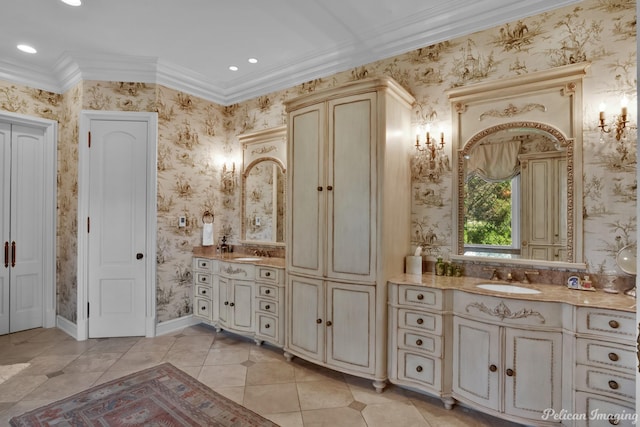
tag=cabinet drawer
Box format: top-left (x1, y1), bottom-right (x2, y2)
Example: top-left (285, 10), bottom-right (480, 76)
top-left (398, 350), bottom-right (441, 390)
top-left (257, 266), bottom-right (280, 283)
top-left (194, 297), bottom-right (211, 320)
top-left (574, 392), bottom-right (636, 427)
top-left (398, 286), bottom-right (442, 310)
top-left (399, 329), bottom-right (441, 357)
top-left (195, 284), bottom-right (212, 299)
top-left (194, 258), bottom-right (213, 271)
top-left (454, 291), bottom-right (561, 327)
top-left (218, 261), bottom-right (254, 279)
top-left (257, 284), bottom-right (278, 300)
top-left (576, 308), bottom-right (635, 340)
top-left (575, 365), bottom-right (635, 401)
top-left (256, 313), bottom-right (278, 340)
top-left (257, 299), bottom-right (278, 314)
top-left (576, 338), bottom-right (636, 374)
top-left (195, 272), bottom-right (212, 285)
top-left (399, 309), bottom-right (441, 335)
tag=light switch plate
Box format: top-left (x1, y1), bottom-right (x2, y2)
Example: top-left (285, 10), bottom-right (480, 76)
top-left (179, 216), bottom-right (186, 227)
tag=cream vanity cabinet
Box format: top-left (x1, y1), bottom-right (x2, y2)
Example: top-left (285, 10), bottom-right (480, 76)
top-left (452, 292), bottom-right (564, 425)
top-left (193, 257), bottom-right (216, 323)
top-left (520, 152), bottom-right (567, 261)
top-left (254, 265), bottom-right (285, 346)
top-left (573, 307), bottom-right (636, 427)
top-left (217, 260), bottom-right (255, 334)
top-left (284, 77), bottom-right (414, 391)
top-left (387, 283), bottom-right (453, 408)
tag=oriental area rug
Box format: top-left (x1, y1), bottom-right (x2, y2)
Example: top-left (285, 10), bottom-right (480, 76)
top-left (10, 362), bottom-right (279, 427)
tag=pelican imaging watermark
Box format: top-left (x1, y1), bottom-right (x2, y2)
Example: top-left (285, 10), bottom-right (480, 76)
top-left (542, 408), bottom-right (637, 424)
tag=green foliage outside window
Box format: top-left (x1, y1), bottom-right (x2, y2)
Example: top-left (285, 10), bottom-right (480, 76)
top-left (464, 175), bottom-right (513, 245)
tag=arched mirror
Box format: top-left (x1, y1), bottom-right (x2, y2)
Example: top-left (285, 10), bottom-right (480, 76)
top-left (448, 64), bottom-right (589, 268)
top-left (239, 126), bottom-right (287, 246)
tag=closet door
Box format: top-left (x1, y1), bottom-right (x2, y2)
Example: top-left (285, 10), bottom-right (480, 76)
top-left (0, 123), bottom-right (10, 335)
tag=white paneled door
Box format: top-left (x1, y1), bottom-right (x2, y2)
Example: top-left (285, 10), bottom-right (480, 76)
top-left (0, 121), bottom-right (48, 335)
top-left (86, 118), bottom-right (149, 338)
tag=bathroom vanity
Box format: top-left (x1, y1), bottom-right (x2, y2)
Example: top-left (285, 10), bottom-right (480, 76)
top-left (388, 275), bottom-right (636, 426)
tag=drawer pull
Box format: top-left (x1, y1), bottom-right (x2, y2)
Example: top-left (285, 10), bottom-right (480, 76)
top-left (608, 352), bottom-right (619, 362)
top-left (265, 272), bottom-right (271, 277)
top-left (417, 294), bottom-right (424, 300)
top-left (416, 365), bottom-right (423, 373)
top-left (201, 306), bottom-right (206, 311)
top-left (265, 304), bottom-right (271, 310)
top-left (326, 321), bottom-right (332, 326)
top-left (506, 368), bottom-right (514, 377)
top-left (489, 364), bottom-right (497, 372)
top-left (265, 289), bottom-right (271, 295)
top-left (608, 380), bottom-right (619, 390)
top-left (265, 324), bottom-right (270, 329)
top-left (608, 320), bottom-right (620, 329)
top-left (200, 276), bottom-right (207, 282)
top-left (415, 339), bottom-right (423, 346)
top-left (609, 415), bottom-right (620, 425)
top-left (317, 319), bottom-right (322, 324)
top-left (416, 318), bottom-right (424, 325)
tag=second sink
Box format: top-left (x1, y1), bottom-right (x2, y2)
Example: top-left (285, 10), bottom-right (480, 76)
top-left (476, 283), bottom-right (541, 294)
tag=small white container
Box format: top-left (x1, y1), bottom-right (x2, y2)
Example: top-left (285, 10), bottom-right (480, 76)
top-left (406, 256), bottom-right (422, 275)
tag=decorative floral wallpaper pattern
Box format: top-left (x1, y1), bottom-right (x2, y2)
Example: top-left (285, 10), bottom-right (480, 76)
top-left (0, 0), bottom-right (635, 325)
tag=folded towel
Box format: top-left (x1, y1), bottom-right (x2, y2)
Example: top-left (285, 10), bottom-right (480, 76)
top-left (202, 223), bottom-right (214, 246)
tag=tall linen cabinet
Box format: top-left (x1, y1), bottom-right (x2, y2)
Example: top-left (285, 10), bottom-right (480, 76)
top-left (284, 78), bottom-right (414, 391)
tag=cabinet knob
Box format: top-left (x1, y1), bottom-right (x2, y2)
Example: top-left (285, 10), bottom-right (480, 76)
top-left (202, 290), bottom-right (207, 294)
top-left (415, 339), bottom-right (423, 346)
top-left (265, 324), bottom-right (270, 329)
top-left (326, 321), bottom-right (332, 326)
top-left (201, 306), bottom-right (206, 311)
top-left (200, 276), bottom-right (207, 282)
top-left (416, 318), bottom-right (424, 325)
top-left (608, 320), bottom-right (620, 329)
top-left (229, 302), bottom-right (235, 307)
top-left (609, 415), bottom-right (621, 425)
top-left (417, 294), bottom-right (424, 300)
top-left (506, 368), bottom-right (514, 377)
top-left (224, 301), bottom-right (229, 305)
top-left (316, 319), bottom-right (322, 324)
top-left (265, 289), bottom-right (271, 294)
top-left (489, 364), bottom-right (497, 372)
top-left (265, 272), bottom-right (271, 277)
top-left (265, 305), bottom-right (271, 310)
top-left (416, 365), bottom-right (423, 373)
top-left (317, 186), bottom-right (323, 191)
top-left (327, 185), bottom-right (333, 191)
top-left (608, 352), bottom-right (619, 362)
top-left (608, 380), bottom-right (619, 390)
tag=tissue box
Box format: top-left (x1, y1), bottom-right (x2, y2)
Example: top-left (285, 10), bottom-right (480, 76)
top-left (406, 256), bottom-right (422, 275)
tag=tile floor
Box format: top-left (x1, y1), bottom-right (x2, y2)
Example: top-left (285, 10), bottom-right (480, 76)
top-left (0, 325), bottom-right (523, 427)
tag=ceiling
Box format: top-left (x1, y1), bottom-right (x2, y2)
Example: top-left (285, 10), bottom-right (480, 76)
top-left (2, 0), bottom-right (581, 105)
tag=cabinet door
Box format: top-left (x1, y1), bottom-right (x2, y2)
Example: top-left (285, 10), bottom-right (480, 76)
top-left (503, 328), bottom-right (562, 420)
top-left (287, 104), bottom-right (325, 277)
top-left (452, 316), bottom-right (501, 411)
top-left (326, 93), bottom-right (376, 282)
top-left (230, 279), bottom-right (254, 332)
top-left (325, 282), bottom-right (375, 374)
top-left (287, 274), bottom-right (324, 362)
top-left (217, 275), bottom-right (231, 326)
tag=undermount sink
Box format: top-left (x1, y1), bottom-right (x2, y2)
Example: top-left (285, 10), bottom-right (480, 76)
top-left (476, 283), bottom-right (541, 295)
top-left (232, 257), bottom-right (263, 262)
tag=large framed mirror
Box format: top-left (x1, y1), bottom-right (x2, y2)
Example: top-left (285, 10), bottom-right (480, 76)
top-left (448, 64), bottom-right (589, 268)
top-left (239, 126), bottom-right (287, 246)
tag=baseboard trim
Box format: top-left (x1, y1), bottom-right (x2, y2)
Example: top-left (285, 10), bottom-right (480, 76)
top-left (155, 315), bottom-right (199, 336)
top-left (56, 315), bottom-right (78, 340)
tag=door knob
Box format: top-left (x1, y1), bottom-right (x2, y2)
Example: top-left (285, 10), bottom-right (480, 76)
top-left (136, 253), bottom-right (144, 260)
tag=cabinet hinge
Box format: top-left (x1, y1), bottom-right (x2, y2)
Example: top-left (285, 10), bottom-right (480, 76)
top-left (87, 302), bottom-right (90, 318)
top-left (87, 217), bottom-right (90, 233)
top-left (88, 131), bottom-right (91, 148)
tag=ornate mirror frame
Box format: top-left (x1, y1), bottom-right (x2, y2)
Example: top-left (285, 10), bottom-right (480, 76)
top-left (447, 63), bottom-right (590, 268)
top-left (239, 126), bottom-right (287, 247)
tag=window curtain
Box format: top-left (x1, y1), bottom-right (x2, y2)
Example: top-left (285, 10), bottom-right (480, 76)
top-left (465, 140), bottom-right (522, 182)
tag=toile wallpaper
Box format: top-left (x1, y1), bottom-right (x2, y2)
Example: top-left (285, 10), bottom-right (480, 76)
top-left (0, 0), bottom-right (636, 325)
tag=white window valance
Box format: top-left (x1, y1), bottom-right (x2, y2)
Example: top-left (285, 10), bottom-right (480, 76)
top-left (466, 140), bottom-right (522, 182)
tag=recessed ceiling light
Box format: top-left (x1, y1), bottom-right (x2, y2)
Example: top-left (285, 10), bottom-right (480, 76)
top-left (61, 0), bottom-right (82, 6)
top-left (229, 66), bottom-right (239, 71)
top-left (17, 44), bottom-right (37, 54)
top-left (248, 58), bottom-right (258, 64)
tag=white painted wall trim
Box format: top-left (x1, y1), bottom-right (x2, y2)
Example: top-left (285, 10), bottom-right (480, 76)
top-left (155, 315), bottom-right (201, 336)
top-left (56, 314), bottom-right (77, 339)
top-left (0, 111), bottom-right (57, 331)
top-left (77, 110), bottom-right (157, 341)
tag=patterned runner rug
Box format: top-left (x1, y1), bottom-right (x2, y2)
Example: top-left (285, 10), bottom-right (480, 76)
top-left (10, 362), bottom-right (279, 426)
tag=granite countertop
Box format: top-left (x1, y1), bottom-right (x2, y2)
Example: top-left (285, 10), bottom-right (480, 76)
top-left (389, 273), bottom-right (637, 312)
top-left (193, 246), bottom-right (286, 268)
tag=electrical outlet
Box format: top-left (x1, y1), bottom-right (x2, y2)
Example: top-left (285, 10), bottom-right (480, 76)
top-left (178, 216), bottom-right (186, 227)
top-left (255, 217), bottom-right (261, 226)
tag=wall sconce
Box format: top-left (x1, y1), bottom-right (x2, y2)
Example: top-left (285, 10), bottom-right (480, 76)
top-left (220, 162), bottom-right (236, 195)
top-left (598, 96), bottom-right (635, 142)
top-left (411, 123), bottom-right (450, 182)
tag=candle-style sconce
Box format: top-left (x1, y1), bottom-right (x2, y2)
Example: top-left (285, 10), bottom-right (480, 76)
top-left (598, 96), bottom-right (635, 142)
top-left (411, 123), bottom-right (450, 182)
top-left (220, 162), bottom-right (237, 195)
